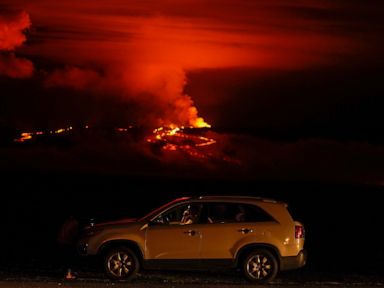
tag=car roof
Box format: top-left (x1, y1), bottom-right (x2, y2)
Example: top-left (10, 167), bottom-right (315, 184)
top-left (192, 195), bottom-right (287, 206)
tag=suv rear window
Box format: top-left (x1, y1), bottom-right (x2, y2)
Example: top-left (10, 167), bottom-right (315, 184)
top-left (205, 202), bottom-right (275, 223)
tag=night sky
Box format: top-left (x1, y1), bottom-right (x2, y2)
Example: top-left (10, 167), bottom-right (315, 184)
top-left (1, 0), bottom-right (384, 276)
top-left (1, 0), bottom-right (384, 184)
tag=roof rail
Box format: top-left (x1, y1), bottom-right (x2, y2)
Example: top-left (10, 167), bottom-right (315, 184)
top-left (195, 195), bottom-right (282, 203)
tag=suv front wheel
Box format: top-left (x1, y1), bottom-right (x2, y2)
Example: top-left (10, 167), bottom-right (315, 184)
top-left (242, 248), bottom-right (278, 283)
top-left (104, 247), bottom-right (139, 281)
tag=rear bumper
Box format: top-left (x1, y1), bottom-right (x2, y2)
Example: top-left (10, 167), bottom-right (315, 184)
top-left (280, 250), bottom-right (307, 271)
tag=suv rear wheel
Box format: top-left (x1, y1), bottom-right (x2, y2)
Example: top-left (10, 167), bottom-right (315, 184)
top-left (103, 247), bottom-right (139, 280)
top-left (242, 248), bottom-right (278, 283)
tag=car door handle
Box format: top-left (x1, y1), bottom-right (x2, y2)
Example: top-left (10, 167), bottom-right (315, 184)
top-left (183, 230), bottom-right (197, 236)
top-left (238, 228), bottom-right (253, 234)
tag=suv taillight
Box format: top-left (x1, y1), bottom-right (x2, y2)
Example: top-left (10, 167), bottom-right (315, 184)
top-left (295, 225), bottom-right (305, 239)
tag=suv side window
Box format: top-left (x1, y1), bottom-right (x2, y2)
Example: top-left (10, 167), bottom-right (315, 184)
top-left (238, 204), bottom-right (275, 222)
top-left (206, 203), bottom-right (236, 223)
top-left (205, 203), bottom-right (275, 223)
top-left (153, 203), bottom-right (202, 225)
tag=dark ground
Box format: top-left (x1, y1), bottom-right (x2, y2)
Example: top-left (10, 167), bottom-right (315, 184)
top-left (1, 169), bottom-right (383, 279)
top-left (0, 128), bottom-right (383, 282)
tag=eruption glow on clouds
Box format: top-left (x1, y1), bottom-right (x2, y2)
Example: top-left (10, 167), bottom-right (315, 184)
top-left (0, 10), bottom-right (33, 78)
top-left (1, 0), bottom-right (378, 126)
top-left (1, 0), bottom-right (384, 185)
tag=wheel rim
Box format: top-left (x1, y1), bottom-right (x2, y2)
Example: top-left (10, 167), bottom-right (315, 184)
top-left (107, 251), bottom-right (134, 278)
top-left (246, 254), bottom-right (273, 280)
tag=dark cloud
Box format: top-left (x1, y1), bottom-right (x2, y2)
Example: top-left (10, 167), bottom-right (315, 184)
top-left (0, 53), bottom-right (33, 78)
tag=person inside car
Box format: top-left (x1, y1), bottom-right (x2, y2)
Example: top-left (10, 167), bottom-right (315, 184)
top-left (235, 205), bottom-right (246, 222)
top-left (181, 205), bottom-right (199, 225)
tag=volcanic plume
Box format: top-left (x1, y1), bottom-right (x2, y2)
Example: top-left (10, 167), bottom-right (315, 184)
top-left (3, 0), bottom-right (369, 129)
top-left (45, 65), bottom-right (209, 128)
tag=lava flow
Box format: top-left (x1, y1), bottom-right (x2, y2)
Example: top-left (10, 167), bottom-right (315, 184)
top-left (14, 127), bottom-right (73, 142)
top-left (146, 125), bottom-right (216, 158)
top-left (13, 124), bottom-right (217, 152)
top-left (11, 124), bottom-right (242, 165)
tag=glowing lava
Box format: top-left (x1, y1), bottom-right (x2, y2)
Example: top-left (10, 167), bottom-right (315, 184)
top-left (147, 126), bottom-right (216, 150)
top-left (14, 132), bottom-right (33, 143)
top-left (12, 124), bottom-right (231, 162)
top-left (14, 125), bottom-right (77, 142)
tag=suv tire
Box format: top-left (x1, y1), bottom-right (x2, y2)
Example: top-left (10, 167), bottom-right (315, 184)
top-left (103, 247), bottom-right (139, 281)
top-left (242, 248), bottom-right (278, 283)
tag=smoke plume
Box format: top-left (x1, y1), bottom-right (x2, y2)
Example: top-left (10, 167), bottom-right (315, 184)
top-left (16, 0), bottom-right (361, 127)
top-left (45, 64), bottom-right (208, 127)
top-left (2, 0), bottom-right (380, 126)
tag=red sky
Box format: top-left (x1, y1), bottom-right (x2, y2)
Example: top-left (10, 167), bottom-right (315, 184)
top-left (5, 0), bottom-right (376, 69)
top-left (2, 0), bottom-right (382, 127)
top-left (1, 0), bottom-right (384, 185)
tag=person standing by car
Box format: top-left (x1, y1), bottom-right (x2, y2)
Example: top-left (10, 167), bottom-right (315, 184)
top-left (56, 215), bottom-right (80, 280)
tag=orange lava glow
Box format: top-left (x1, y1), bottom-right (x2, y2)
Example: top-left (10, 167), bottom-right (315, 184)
top-left (14, 132), bottom-right (33, 142)
top-left (147, 126), bottom-right (216, 155)
top-left (195, 119), bottom-right (210, 129)
top-left (12, 0), bottom-right (362, 71)
top-left (2, 1), bottom-right (374, 131)
top-left (14, 124), bottom-right (219, 161)
top-left (2, 0), bottom-right (367, 127)
top-left (14, 126), bottom-right (75, 142)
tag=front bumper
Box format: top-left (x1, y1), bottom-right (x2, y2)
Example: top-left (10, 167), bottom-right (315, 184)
top-left (280, 250), bottom-right (307, 271)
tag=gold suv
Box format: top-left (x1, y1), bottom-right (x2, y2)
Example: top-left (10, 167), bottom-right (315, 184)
top-left (77, 196), bottom-right (307, 283)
